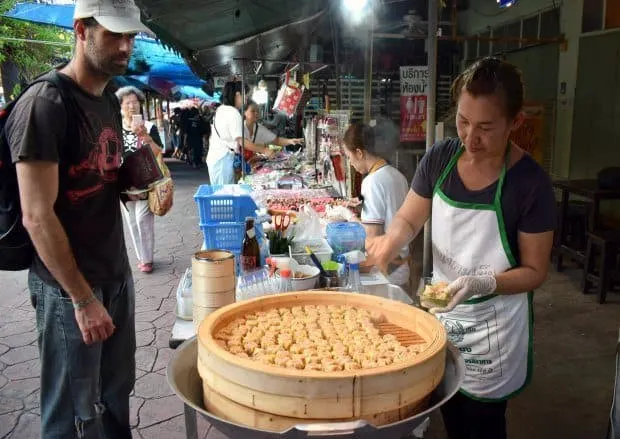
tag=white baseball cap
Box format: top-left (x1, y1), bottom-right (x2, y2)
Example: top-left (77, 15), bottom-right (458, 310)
top-left (74, 0), bottom-right (151, 34)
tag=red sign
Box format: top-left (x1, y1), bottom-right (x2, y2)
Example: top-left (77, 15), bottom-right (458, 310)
top-left (400, 66), bottom-right (428, 142)
top-left (400, 95), bottom-right (427, 142)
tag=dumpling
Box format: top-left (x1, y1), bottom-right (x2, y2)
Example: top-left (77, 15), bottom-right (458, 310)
top-left (228, 345), bottom-right (245, 355)
top-left (243, 340), bottom-right (259, 355)
top-left (361, 359), bottom-right (378, 369)
top-left (286, 358), bottom-right (305, 370)
top-left (323, 362), bottom-right (343, 372)
top-left (343, 361), bottom-right (361, 371)
top-left (305, 362), bottom-right (323, 371)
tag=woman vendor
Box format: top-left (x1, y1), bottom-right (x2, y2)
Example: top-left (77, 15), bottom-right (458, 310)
top-left (367, 57), bottom-right (556, 438)
top-left (341, 120), bottom-right (410, 287)
top-left (206, 81), bottom-right (273, 184)
top-left (243, 101), bottom-right (304, 163)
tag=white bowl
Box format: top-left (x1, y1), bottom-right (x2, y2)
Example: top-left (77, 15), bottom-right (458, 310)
top-left (289, 265), bottom-right (320, 290)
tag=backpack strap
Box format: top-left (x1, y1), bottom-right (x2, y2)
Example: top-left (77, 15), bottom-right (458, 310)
top-left (3, 70), bottom-right (80, 161)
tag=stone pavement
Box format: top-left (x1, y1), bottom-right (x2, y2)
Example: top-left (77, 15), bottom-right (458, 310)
top-left (1, 159), bottom-right (619, 439)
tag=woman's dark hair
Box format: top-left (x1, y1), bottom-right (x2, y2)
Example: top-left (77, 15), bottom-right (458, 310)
top-left (451, 57), bottom-right (524, 119)
top-left (221, 81), bottom-right (249, 107)
top-left (343, 118), bottom-right (398, 159)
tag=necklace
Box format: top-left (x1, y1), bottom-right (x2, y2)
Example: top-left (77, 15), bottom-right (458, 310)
top-left (368, 159), bottom-right (387, 174)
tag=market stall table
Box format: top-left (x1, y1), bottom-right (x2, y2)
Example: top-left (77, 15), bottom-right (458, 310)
top-left (553, 179), bottom-right (620, 271)
top-left (169, 272), bottom-right (398, 349)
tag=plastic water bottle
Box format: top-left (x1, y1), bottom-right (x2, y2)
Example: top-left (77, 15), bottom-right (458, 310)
top-left (326, 222), bottom-right (366, 258)
top-left (345, 262), bottom-right (365, 293)
top-left (280, 269), bottom-right (293, 293)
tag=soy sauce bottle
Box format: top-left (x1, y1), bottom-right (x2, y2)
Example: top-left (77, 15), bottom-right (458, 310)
top-left (241, 217), bottom-right (260, 272)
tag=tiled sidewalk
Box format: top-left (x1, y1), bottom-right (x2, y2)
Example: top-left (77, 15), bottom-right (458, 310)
top-left (0, 161), bottom-right (224, 439)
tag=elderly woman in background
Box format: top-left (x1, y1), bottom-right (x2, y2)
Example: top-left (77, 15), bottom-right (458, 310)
top-left (116, 86), bottom-right (163, 274)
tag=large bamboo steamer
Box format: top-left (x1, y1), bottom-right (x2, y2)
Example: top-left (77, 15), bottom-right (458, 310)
top-left (201, 379), bottom-right (430, 432)
top-left (198, 292), bottom-right (447, 421)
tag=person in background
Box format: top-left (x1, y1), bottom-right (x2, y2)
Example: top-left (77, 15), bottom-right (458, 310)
top-left (116, 85), bottom-right (163, 274)
top-left (4, 0), bottom-right (149, 436)
top-left (182, 104), bottom-right (208, 169)
top-left (243, 100), bottom-right (304, 163)
top-left (170, 107), bottom-right (183, 158)
top-left (206, 81), bottom-right (272, 184)
top-left (341, 120), bottom-right (410, 287)
top-left (367, 57), bottom-right (556, 439)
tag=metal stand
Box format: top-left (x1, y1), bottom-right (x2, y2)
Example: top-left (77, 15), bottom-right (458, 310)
top-left (184, 403), bottom-right (198, 439)
top-left (241, 58), bottom-right (247, 179)
top-left (422, 0), bottom-right (438, 279)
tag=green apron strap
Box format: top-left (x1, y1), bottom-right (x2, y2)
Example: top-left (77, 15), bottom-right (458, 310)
top-left (493, 143), bottom-right (512, 207)
top-left (434, 145), bottom-right (464, 194)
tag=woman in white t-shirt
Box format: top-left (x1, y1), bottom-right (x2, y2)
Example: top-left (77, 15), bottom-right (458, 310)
top-left (243, 101), bottom-right (304, 164)
top-left (206, 82), bottom-right (273, 184)
top-left (342, 121), bottom-right (410, 286)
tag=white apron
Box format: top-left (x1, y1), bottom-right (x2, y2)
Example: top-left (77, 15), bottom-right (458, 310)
top-left (431, 146), bottom-right (533, 401)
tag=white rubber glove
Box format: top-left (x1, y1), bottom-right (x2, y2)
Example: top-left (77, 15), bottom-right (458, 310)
top-left (429, 275), bottom-right (497, 314)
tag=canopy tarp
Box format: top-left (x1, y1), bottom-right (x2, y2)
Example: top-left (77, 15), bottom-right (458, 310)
top-left (133, 0), bottom-right (329, 77)
top-left (3, 2), bottom-right (205, 90)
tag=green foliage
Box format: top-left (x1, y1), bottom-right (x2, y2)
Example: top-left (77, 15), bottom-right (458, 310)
top-left (0, 0), bottom-right (73, 94)
top-left (266, 229), bottom-right (294, 255)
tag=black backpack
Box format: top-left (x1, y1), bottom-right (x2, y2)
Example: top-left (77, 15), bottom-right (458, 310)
top-left (0, 71), bottom-right (74, 271)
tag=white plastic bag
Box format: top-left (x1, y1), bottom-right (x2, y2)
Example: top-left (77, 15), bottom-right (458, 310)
top-left (176, 268), bottom-right (193, 320)
top-left (291, 204), bottom-right (323, 241)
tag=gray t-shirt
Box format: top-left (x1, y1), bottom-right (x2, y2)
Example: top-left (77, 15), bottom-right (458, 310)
top-left (5, 73), bottom-right (129, 287)
top-left (411, 138), bottom-right (556, 264)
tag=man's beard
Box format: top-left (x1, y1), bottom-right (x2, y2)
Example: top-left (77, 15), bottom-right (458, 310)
top-left (85, 36), bottom-right (129, 78)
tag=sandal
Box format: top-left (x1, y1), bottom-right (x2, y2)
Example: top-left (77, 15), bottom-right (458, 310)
top-left (140, 263), bottom-right (153, 273)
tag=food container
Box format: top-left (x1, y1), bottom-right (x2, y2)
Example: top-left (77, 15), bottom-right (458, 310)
top-left (191, 250), bottom-right (236, 332)
top-left (275, 265), bottom-right (320, 290)
top-left (196, 291), bottom-right (447, 430)
top-left (289, 239), bottom-right (333, 265)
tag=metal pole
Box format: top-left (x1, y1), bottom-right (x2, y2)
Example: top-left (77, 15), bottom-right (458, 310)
top-left (422, 0), bottom-right (438, 279)
top-left (329, 10), bottom-right (342, 109)
top-left (241, 58), bottom-right (246, 179)
top-left (363, 14), bottom-right (374, 123)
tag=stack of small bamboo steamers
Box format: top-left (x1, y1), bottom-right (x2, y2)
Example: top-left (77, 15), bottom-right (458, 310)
top-left (191, 250), bottom-right (236, 332)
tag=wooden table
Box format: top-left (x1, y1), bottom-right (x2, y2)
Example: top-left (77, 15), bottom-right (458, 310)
top-left (554, 179), bottom-right (620, 271)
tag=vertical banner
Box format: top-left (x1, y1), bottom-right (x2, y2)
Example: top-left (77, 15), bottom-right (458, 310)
top-left (400, 66), bottom-right (429, 142)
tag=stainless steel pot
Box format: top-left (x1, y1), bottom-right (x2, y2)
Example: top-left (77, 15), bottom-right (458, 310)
top-left (167, 337), bottom-right (464, 439)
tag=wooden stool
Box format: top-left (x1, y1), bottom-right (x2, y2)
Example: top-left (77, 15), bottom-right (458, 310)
top-left (582, 230), bottom-right (620, 303)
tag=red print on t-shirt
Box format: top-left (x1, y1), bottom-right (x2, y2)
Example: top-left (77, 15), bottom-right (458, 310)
top-left (67, 126), bottom-right (121, 203)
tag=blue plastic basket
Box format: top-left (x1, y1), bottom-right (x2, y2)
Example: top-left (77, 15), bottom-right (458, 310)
top-left (194, 184), bottom-right (257, 225)
top-left (200, 222), bottom-right (265, 253)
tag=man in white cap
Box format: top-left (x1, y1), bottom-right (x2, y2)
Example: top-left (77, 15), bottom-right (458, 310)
top-left (4, 0), bottom-right (149, 437)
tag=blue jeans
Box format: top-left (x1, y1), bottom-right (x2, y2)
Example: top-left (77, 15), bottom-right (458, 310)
top-left (28, 271), bottom-right (136, 439)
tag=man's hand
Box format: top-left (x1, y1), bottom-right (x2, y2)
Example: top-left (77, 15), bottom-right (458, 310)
top-left (74, 299), bottom-right (116, 345)
top-left (430, 275), bottom-right (497, 314)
